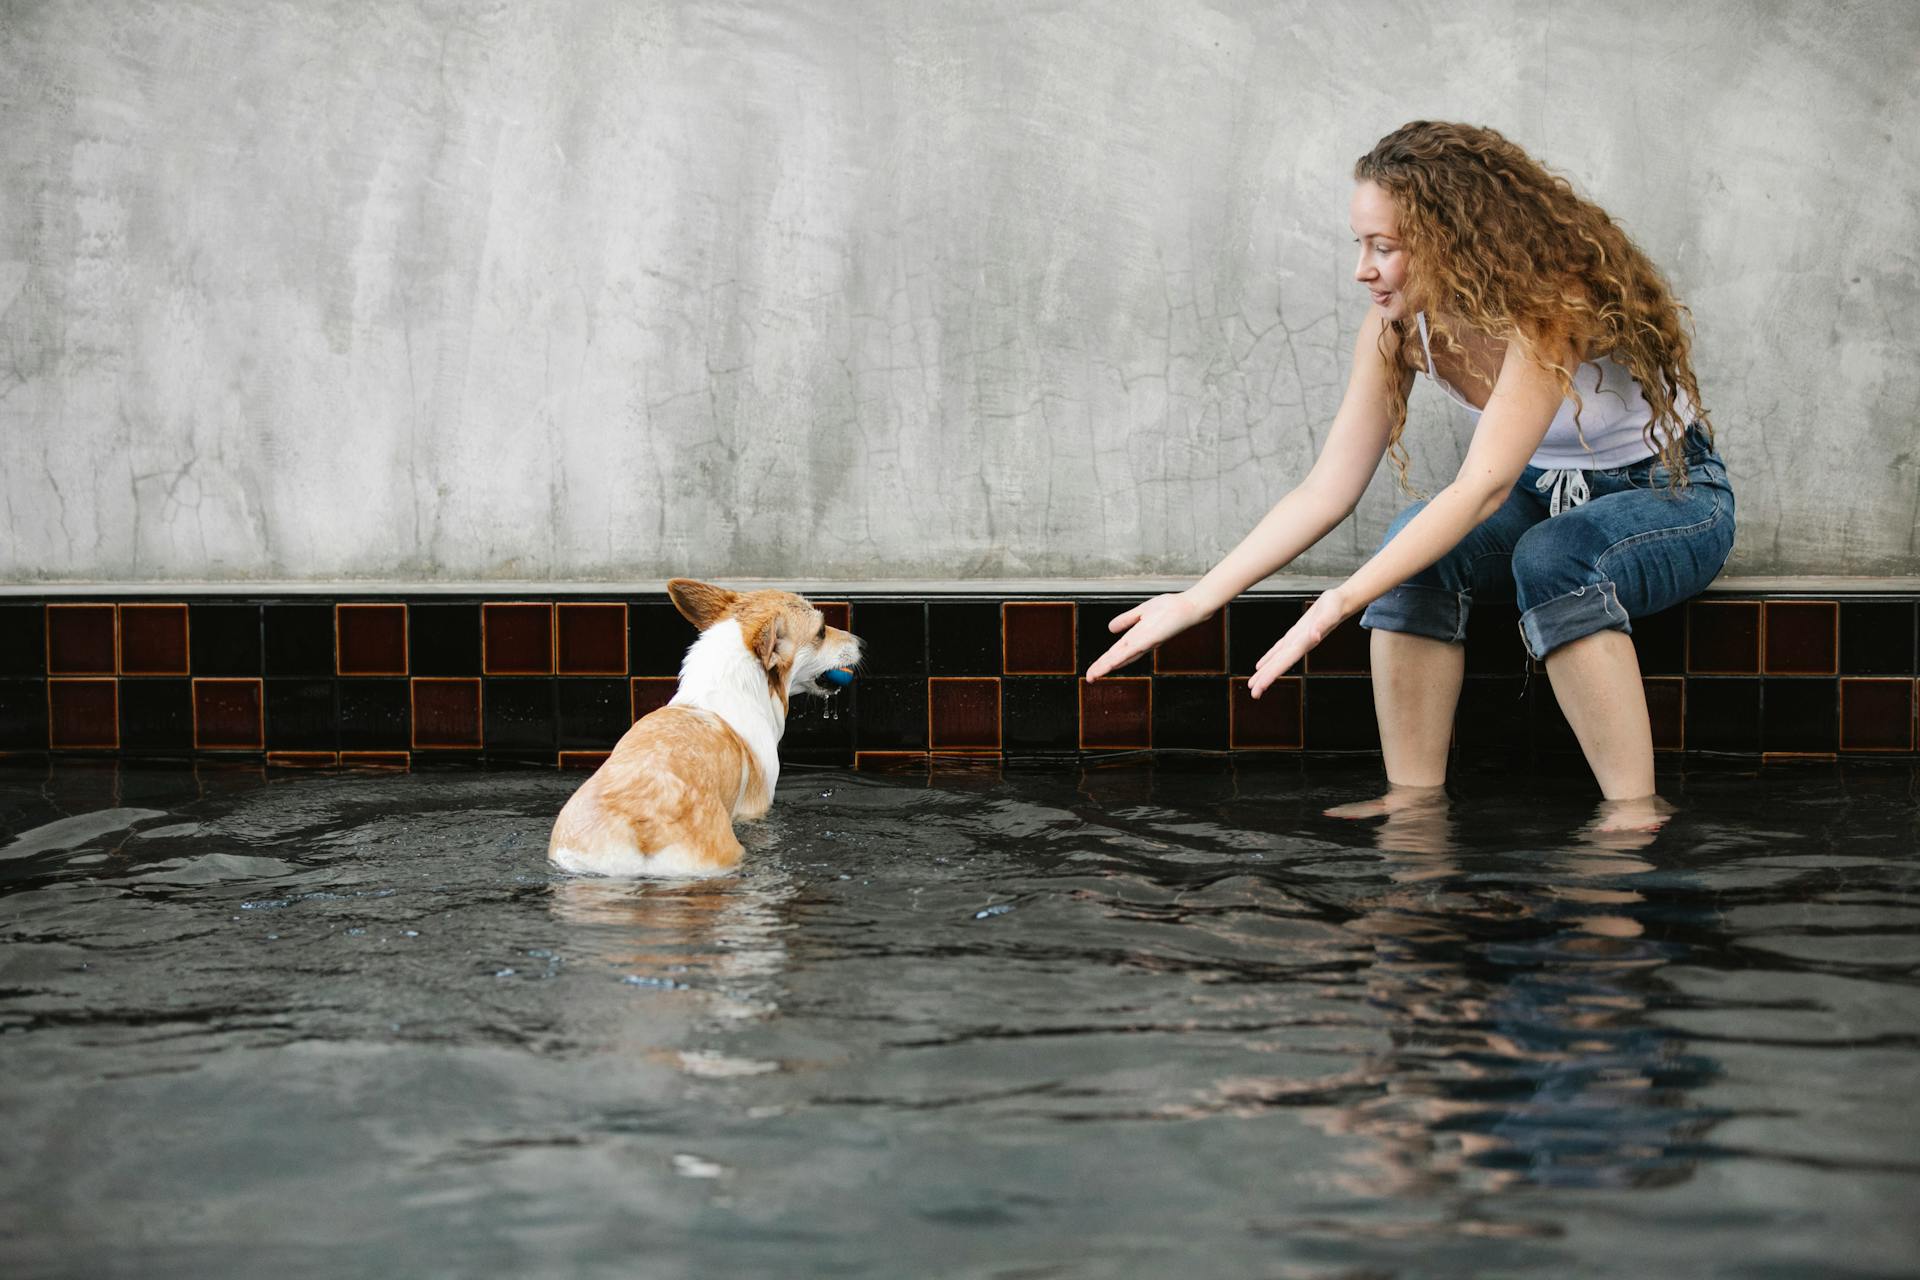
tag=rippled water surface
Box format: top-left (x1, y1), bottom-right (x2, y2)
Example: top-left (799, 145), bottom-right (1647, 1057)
top-left (2, 758), bottom-right (1918, 1278)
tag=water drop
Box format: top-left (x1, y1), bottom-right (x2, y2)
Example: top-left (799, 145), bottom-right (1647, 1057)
top-left (495, 967), bottom-right (517, 978)
top-left (974, 904), bottom-right (1014, 920)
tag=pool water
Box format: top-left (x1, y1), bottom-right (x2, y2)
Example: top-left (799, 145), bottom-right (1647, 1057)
top-left (2, 758), bottom-right (1917, 1278)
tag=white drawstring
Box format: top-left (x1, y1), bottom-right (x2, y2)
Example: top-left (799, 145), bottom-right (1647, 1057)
top-left (1535, 467), bottom-right (1590, 516)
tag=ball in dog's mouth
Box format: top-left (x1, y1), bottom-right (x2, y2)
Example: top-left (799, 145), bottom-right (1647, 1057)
top-left (821, 667), bottom-right (854, 688)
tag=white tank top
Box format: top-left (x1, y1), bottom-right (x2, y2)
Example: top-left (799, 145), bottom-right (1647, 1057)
top-left (1415, 313), bottom-right (1687, 469)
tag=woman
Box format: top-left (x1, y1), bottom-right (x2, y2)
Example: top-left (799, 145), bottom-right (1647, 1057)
top-left (1086, 121), bottom-right (1735, 825)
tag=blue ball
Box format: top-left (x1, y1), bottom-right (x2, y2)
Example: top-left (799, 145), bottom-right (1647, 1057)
top-left (821, 667), bottom-right (854, 687)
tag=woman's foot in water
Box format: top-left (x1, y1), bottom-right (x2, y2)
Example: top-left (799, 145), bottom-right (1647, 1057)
top-left (1579, 794), bottom-right (1676, 851)
top-left (1325, 783), bottom-right (1447, 820)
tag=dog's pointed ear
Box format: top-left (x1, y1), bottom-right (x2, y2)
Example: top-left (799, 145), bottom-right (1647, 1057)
top-left (667, 579), bottom-right (738, 631)
top-left (754, 613), bottom-right (790, 672)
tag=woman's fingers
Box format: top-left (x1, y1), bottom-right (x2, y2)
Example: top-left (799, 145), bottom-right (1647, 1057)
top-left (1107, 605), bottom-right (1143, 634)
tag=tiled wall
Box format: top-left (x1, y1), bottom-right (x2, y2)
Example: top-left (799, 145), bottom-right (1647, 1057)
top-left (1, 593), bottom-right (1915, 768)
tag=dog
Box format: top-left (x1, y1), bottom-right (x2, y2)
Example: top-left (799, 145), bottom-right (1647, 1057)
top-left (547, 579), bottom-right (862, 878)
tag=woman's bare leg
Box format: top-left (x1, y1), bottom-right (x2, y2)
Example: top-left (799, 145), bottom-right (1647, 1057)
top-left (1543, 629), bottom-right (1658, 804)
top-left (1327, 629), bottom-right (1463, 818)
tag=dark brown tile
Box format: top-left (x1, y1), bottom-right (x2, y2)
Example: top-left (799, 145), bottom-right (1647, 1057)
top-left (1153, 611), bottom-right (1225, 675)
top-left (1002, 602), bottom-right (1076, 674)
top-left (1230, 677), bottom-right (1301, 750)
top-left (1839, 678), bottom-right (1915, 753)
top-left (336, 604), bottom-right (408, 676)
top-left (559, 750), bottom-right (610, 771)
top-left (630, 677), bottom-right (678, 722)
top-left (1644, 677), bottom-right (1684, 753)
top-left (556, 603), bottom-right (628, 675)
top-left (46, 604), bottom-right (116, 675)
top-left (929, 677), bottom-right (1001, 752)
top-left (49, 678), bottom-right (118, 749)
top-left (267, 752), bottom-right (337, 769)
top-left (855, 751), bottom-right (931, 772)
top-left (118, 604), bottom-right (189, 675)
top-left (1763, 601), bottom-right (1837, 675)
top-left (1079, 677), bottom-right (1150, 751)
top-left (483, 603), bottom-right (554, 675)
top-left (193, 678), bottom-right (264, 750)
top-left (1305, 615), bottom-right (1370, 675)
top-left (412, 678), bottom-right (482, 749)
top-left (815, 602), bottom-right (851, 631)
top-left (1688, 600), bottom-right (1760, 674)
top-left (340, 751), bottom-right (409, 770)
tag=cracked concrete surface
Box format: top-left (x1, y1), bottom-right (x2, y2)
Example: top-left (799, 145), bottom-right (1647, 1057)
top-left (2, 0), bottom-right (1916, 583)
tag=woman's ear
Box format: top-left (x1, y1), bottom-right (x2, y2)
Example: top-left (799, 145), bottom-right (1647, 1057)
top-left (667, 579), bottom-right (739, 631)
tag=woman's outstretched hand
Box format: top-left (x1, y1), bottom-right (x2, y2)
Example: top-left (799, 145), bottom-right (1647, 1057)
top-left (1085, 592), bottom-right (1204, 681)
top-left (1249, 589), bottom-right (1349, 697)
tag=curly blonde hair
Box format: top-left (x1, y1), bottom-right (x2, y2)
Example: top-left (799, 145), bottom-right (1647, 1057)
top-left (1354, 121), bottom-right (1710, 492)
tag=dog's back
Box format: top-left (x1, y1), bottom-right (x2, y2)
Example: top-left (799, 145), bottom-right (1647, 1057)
top-left (548, 706), bottom-right (769, 877)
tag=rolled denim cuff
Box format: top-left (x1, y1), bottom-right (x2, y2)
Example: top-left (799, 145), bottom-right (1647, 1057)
top-left (1360, 584), bottom-right (1468, 645)
top-left (1518, 579), bottom-right (1631, 659)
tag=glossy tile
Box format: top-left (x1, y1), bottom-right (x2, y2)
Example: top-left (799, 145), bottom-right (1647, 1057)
top-left (1076, 600), bottom-right (1150, 677)
top-left (482, 603), bottom-right (553, 676)
top-left (1839, 678), bottom-right (1915, 753)
top-left (1305, 615), bottom-right (1370, 675)
top-left (0, 679), bottom-right (48, 749)
top-left (48, 679), bottom-right (117, 749)
top-left (1003, 602), bottom-right (1077, 674)
top-left (1080, 677), bottom-right (1150, 751)
top-left (559, 751), bottom-right (610, 771)
top-left (1154, 611), bottom-right (1225, 675)
top-left (928, 603), bottom-right (1002, 676)
top-left (556, 603), bottom-right (628, 675)
top-left (1685, 678), bottom-right (1761, 754)
top-left (856, 677), bottom-right (928, 750)
top-left (483, 678), bottom-right (556, 752)
top-left (1229, 677), bottom-right (1301, 750)
top-left (189, 603), bottom-right (262, 677)
top-left (265, 679), bottom-right (337, 751)
top-left (1840, 601), bottom-right (1916, 675)
top-left (336, 603), bottom-right (408, 676)
top-left (1228, 599), bottom-right (1302, 675)
top-left (265, 604), bottom-right (336, 677)
top-left (815, 601), bottom-right (851, 631)
top-left (1453, 677), bottom-right (1529, 750)
top-left (0, 604), bottom-right (46, 676)
top-left (1153, 677), bottom-right (1227, 750)
top-left (1644, 677), bottom-right (1685, 753)
top-left (46, 604), bottom-right (116, 675)
top-left (850, 602), bottom-right (926, 675)
top-left (1304, 679), bottom-right (1380, 751)
top-left (339, 680), bottom-right (410, 751)
top-left (784, 688), bottom-right (856, 755)
top-left (1687, 600), bottom-right (1760, 674)
top-left (929, 677), bottom-right (1001, 752)
top-left (267, 752), bottom-right (338, 769)
top-left (1763, 679), bottom-right (1837, 754)
top-left (119, 679), bottom-right (193, 751)
top-left (629, 677), bottom-right (679, 721)
top-left (1465, 601), bottom-right (1528, 675)
top-left (412, 678), bottom-right (483, 749)
top-left (408, 603), bottom-right (481, 677)
top-left (1002, 678), bottom-right (1079, 754)
top-left (631, 602), bottom-right (696, 676)
top-left (1763, 601), bottom-right (1837, 675)
top-left (118, 604), bottom-right (190, 675)
top-left (1631, 604), bottom-right (1688, 676)
top-left (557, 679), bottom-right (630, 749)
top-left (193, 678), bottom-right (264, 750)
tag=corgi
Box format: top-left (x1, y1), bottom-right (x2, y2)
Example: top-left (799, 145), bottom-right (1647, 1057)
top-left (547, 579), bottom-right (862, 878)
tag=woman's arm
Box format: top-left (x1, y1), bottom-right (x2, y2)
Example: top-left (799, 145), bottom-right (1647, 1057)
top-left (1086, 310), bottom-right (1407, 681)
top-left (1246, 336), bottom-right (1567, 695)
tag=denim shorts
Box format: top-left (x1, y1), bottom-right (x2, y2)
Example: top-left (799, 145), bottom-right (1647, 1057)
top-left (1359, 424), bottom-right (1736, 660)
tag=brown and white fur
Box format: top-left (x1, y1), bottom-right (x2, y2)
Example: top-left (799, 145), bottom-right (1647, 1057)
top-left (548, 579), bottom-right (861, 878)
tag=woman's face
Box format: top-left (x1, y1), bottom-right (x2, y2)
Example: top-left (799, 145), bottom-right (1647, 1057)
top-left (1350, 180), bottom-right (1409, 320)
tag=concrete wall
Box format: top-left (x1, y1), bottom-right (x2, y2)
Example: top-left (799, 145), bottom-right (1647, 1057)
top-left (4, 0), bottom-right (1916, 584)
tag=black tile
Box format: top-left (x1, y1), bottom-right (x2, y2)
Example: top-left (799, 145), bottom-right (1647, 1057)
top-left (0, 605), bottom-right (45, 676)
top-left (1455, 676), bottom-right (1529, 749)
top-left (189, 603), bottom-right (262, 676)
top-left (265, 604), bottom-right (337, 677)
top-left (1465, 601), bottom-right (1528, 675)
top-left (407, 603), bottom-right (481, 677)
top-left (1532, 680), bottom-right (1581, 752)
top-left (1686, 678), bottom-right (1760, 754)
top-left (557, 678), bottom-right (631, 749)
top-left (118, 679), bottom-right (195, 752)
top-left (928, 602), bottom-right (1002, 676)
top-left (1003, 677), bottom-right (1079, 754)
top-left (339, 679), bottom-right (410, 751)
top-left (631, 601), bottom-right (696, 677)
top-left (1303, 678), bottom-right (1380, 751)
top-left (856, 677), bottom-right (927, 749)
top-left (1152, 677), bottom-right (1228, 751)
top-left (266, 679), bottom-right (337, 750)
top-left (1763, 678), bottom-right (1838, 754)
top-left (484, 679), bottom-right (556, 751)
top-left (1229, 599), bottom-right (1303, 675)
top-left (1074, 599), bottom-right (1153, 677)
top-left (852, 601), bottom-right (926, 675)
top-left (785, 688), bottom-right (857, 752)
top-left (1840, 601), bottom-right (1916, 676)
top-left (0, 678), bottom-right (48, 749)
top-left (1633, 604), bottom-right (1688, 675)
